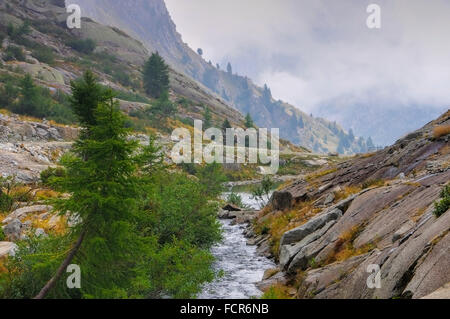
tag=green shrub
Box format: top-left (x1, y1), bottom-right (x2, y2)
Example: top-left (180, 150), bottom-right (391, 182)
top-left (10, 74), bottom-right (76, 124)
top-left (115, 90), bottom-right (150, 104)
top-left (226, 192), bottom-right (248, 209)
top-left (434, 185), bottom-right (450, 218)
top-left (0, 228), bottom-right (5, 241)
top-left (67, 38), bottom-right (96, 54)
top-left (40, 167), bottom-right (67, 186)
top-left (31, 46), bottom-right (55, 65)
top-left (113, 70), bottom-right (132, 87)
top-left (0, 192), bottom-right (13, 213)
top-left (4, 45), bottom-right (26, 62)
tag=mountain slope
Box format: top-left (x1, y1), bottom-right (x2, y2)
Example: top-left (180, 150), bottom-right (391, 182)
top-left (69, 0), bottom-right (370, 154)
top-left (0, 0), bottom-right (247, 128)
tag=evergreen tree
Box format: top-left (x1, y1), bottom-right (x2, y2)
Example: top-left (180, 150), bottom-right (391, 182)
top-left (226, 62), bottom-right (232, 74)
top-left (262, 84), bottom-right (272, 104)
top-left (14, 74), bottom-right (37, 116)
top-left (150, 90), bottom-right (177, 119)
top-left (222, 118), bottom-right (232, 130)
top-left (204, 106), bottom-right (212, 129)
top-left (348, 128), bottom-right (355, 142)
top-left (69, 70), bottom-right (111, 126)
top-left (245, 113), bottom-right (254, 128)
top-left (367, 137), bottom-right (375, 149)
top-left (143, 52), bottom-right (170, 99)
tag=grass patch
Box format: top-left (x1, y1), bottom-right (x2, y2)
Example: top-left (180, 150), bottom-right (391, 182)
top-left (334, 186), bottom-right (362, 202)
top-left (433, 125), bottom-right (450, 139)
top-left (261, 284), bottom-right (293, 299)
top-left (361, 179), bottom-right (385, 189)
top-left (305, 168), bottom-right (337, 182)
top-left (254, 201), bottom-right (322, 258)
top-left (323, 224), bottom-right (376, 266)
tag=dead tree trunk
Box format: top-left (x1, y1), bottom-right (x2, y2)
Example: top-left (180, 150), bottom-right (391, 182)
top-left (34, 229), bottom-right (87, 299)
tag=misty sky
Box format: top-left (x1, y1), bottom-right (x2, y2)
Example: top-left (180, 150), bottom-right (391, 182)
top-left (165, 0), bottom-right (450, 120)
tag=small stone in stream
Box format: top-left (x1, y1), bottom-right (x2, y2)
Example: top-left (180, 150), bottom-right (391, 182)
top-left (222, 204), bottom-right (242, 212)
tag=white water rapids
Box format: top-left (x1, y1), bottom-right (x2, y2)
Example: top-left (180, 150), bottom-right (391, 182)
top-left (198, 189), bottom-right (275, 299)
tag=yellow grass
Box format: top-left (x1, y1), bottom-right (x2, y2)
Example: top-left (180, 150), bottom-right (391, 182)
top-left (323, 225), bottom-right (376, 266)
top-left (255, 201), bottom-right (322, 257)
top-left (411, 206), bottom-right (428, 223)
top-left (0, 257), bottom-right (7, 274)
top-left (360, 152), bottom-right (377, 159)
top-left (261, 284), bottom-right (293, 299)
top-left (306, 168), bottom-right (338, 182)
top-left (334, 186), bottom-right (363, 202)
top-left (31, 215), bottom-right (68, 236)
top-left (433, 125), bottom-right (450, 139)
top-left (34, 189), bottom-right (61, 200)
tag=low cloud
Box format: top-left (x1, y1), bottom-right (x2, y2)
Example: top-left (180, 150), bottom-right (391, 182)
top-left (166, 0), bottom-right (450, 116)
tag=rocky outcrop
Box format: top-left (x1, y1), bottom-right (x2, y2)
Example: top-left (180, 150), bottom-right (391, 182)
top-left (280, 208), bottom-right (343, 247)
top-left (255, 111), bottom-right (450, 299)
top-left (0, 242), bottom-right (18, 258)
top-left (2, 219), bottom-right (23, 241)
top-left (270, 191), bottom-right (293, 211)
top-left (2, 205), bottom-right (53, 224)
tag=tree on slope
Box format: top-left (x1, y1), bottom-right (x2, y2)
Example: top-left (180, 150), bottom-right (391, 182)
top-left (143, 52), bottom-right (170, 99)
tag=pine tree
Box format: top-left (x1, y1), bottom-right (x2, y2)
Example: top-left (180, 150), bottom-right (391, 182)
top-left (69, 70), bottom-right (111, 126)
top-left (348, 128), bottom-right (355, 142)
top-left (227, 62), bottom-right (232, 74)
top-left (143, 52), bottom-right (170, 99)
top-left (262, 84), bottom-right (272, 104)
top-left (245, 113), bottom-right (254, 128)
top-left (150, 90), bottom-right (177, 119)
top-left (35, 93), bottom-right (145, 299)
top-left (222, 118), bottom-right (232, 130)
top-left (204, 106), bottom-right (212, 128)
top-left (14, 74), bottom-right (37, 116)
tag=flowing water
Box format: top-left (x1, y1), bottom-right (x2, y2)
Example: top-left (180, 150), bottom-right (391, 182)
top-left (198, 187), bottom-right (276, 299)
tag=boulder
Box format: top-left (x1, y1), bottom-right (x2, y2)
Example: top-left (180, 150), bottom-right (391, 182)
top-left (2, 205), bottom-right (53, 224)
top-left (279, 220), bottom-right (337, 269)
top-left (3, 219), bottom-right (23, 241)
top-left (280, 208), bottom-right (342, 246)
top-left (256, 271), bottom-right (289, 292)
top-left (35, 228), bottom-right (48, 238)
top-left (270, 191), bottom-right (293, 211)
top-left (0, 242), bottom-right (18, 258)
top-left (392, 220), bottom-right (415, 243)
top-left (323, 193), bottom-right (335, 206)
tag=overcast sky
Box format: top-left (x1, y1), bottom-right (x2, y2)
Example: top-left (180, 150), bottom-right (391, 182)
top-left (165, 0), bottom-right (450, 116)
